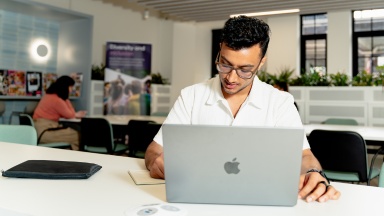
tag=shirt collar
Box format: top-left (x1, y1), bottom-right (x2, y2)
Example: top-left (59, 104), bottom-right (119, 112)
top-left (206, 75), bottom-right (265, 110)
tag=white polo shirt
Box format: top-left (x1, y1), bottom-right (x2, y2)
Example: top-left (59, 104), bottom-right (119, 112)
top-left (154, 75), bottom-right (310, 149)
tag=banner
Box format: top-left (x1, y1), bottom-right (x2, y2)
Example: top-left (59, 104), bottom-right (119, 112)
top-left (104, 42), bottom-right (152, 115)
top-left (105, 42), bottom-right (151, 79)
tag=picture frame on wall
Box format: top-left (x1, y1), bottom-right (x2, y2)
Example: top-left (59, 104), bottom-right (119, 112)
top-left (26, 71), bottom-right (43, 96)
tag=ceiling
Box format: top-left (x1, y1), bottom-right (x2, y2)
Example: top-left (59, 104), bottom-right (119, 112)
top-left (99, 0), bottom-right (384, 22)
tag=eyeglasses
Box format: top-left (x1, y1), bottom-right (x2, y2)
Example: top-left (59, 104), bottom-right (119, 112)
top-left (215, 52), bottom-right (261, 79)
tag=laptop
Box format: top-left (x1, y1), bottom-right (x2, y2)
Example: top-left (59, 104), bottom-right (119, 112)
top-left (162, 124), bottom-right (304, 206)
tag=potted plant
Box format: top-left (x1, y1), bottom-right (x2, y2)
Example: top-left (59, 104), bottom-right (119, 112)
top-left (269, 67), bottom-right (295, 86)
top-left (151, 72), bottom-right (169, 85)
top-left (352, 70), bottom-right (373, 86)
top-left (291, 70), bottom-right (330, 86)
top-left (330, 72), bottom-right (350, 86)
top-left (91, 63), bottom-right (106, 81)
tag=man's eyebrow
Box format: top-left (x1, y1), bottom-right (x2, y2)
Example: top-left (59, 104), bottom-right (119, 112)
top-left (220, 55), bottom-right (254, 68)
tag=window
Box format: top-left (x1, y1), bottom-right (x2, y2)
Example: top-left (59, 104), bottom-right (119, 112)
top-left (300, 14), bottom-right (328, 74)
top-left (352, 9), bottom-right (384, 76)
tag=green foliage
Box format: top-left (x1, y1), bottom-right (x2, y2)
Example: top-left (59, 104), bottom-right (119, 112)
top-left (151, 73), bottom-right (169, 84)
top-left (330, 72), bottom-right (350, 86)
top-left (373, 66), bottom-right (384, 86)
top-left (91, 63), bottom-right (106, 80)
top-left (256, 66), bottom-right (384, 87)
top-left (257, 69), bottom-right (272, 84)
top-left (269, 67), bottom-right (295, 86)
top-left (352, 70), bottom-right (373, 86)
top-left (290, 71), bottom-right (330, 86)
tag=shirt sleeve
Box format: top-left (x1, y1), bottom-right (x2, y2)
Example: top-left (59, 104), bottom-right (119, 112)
top-left (273, 93), bottom-right (310, 150)
top-left (153, 88), bottom-right (193, 146)
top-left (56, 98), bottom-right (76, 119)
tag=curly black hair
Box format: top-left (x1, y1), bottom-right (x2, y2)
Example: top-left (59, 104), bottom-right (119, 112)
top-left (221, 16), bottom-right (270, 57)
top-left (46, 75), bottom-right (75, 100)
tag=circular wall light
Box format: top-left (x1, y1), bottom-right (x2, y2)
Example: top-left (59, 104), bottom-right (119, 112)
top-left (30, 39), bottom-right (51, 63)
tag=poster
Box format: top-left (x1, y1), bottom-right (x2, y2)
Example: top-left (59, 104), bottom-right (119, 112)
top-left (0, 69), bottom-right (8, 95)
top-left (104, 42), bottom-right (152, 115)
top-left (26, 71), bottom-right (42, 96)
top-left (105, 42), bottom-right (151, 79)
top-left (70, 72), bottom-right (83, 97)
top-left (5, 70), bottom-right (26, 96)
top-left (43, 73), bottom-right (58, 93)
top-left (104, 68), bottom-right (150, 115)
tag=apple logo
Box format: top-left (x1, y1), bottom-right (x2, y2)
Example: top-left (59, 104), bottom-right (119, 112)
top-left (224, 158), bottom-right (240, 174)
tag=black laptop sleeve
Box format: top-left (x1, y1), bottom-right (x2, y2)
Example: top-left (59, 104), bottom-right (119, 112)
top-left (1, 160), bottom-right (102, 179)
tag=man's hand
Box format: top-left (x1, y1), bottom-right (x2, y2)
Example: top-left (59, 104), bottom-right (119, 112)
top-left (145, 141), bottom-right (165, 179)
top-left (148, 152), bottom-right (164, 179)
top-left (298, 171), bottom-right (341, 202)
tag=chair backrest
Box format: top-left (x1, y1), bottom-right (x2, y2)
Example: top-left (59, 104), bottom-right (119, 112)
top-left (19, 113), bottom-right (34, 126)
top-left (126, 120), bottom-right (161, 157)
top-left (0, 101), bottom-right (5, 116)
top-left (379, 162), bottom-right (384, 188)
top-left (0, 101), bottom-right (5, 124)
top-left (308, 129), bottom-right (368, 181)
top-left (80, 118), bottom-right (115, 154)
top-left (23, 101), bottom-right (39, 116)
top-left (0, 125), bottom-right (37, 145)
top-left (322, 118), bottom-right (359, 125)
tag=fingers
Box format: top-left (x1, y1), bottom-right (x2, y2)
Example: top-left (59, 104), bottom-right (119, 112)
top-left (318, 185), bottom-right (341, 202)
top-left (298, 174), bottom-right (307, 190)
top-left (149, 153), bottom-right (165, 179)
top-left (305, 181), bottom-right (327, 202)
top-left (298, 173), bottom-right (319, 200)
top-left (298, 172), bottom-right (341, 202)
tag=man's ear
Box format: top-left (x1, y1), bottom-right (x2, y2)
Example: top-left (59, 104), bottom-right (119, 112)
top-left (258, 56), bottom-right (267, 70)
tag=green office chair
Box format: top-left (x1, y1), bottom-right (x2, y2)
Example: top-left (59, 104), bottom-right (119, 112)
top-left (322, 118), bottom-right (359, 125)
top-left (0, 124), bottom-right (37, 145)
top-left (309, 129), bottom-right (381, 185)
top-left (379, 162), bottom-right (384, 188)
top-left (80, 117), bottom-right (128, 155)
top-left (19, 113), bottom-right (71, 149)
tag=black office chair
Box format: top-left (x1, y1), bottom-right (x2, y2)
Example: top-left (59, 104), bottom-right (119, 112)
top-left (80, 117), bottom-right (128, 155)
top-left (308, 129), bottom-right (381, 185)
top-left (18, 113), bottom-right (71, 149)
top-left (126, 120), bottom-right (161, 158)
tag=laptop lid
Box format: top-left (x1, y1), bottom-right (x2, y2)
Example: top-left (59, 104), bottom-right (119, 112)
top-left (162, 124), bottom-right (304, 206)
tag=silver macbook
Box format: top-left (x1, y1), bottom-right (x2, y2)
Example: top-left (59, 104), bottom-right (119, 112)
top-left (162, 124), bottom-right (304, 206)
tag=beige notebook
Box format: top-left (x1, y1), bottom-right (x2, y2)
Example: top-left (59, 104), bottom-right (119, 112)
top-left (128, 170), bottom-right (165, 185)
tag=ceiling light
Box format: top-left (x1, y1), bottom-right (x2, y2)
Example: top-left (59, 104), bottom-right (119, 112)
top-left (230, 9), bottom-right (300, 17)
top-left (30, 39), bottom-right (51, 63)
top-left (143, 9), bottom-right (149, 20)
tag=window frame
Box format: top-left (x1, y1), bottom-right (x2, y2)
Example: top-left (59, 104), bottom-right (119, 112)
top-left (300, 13), bottom-right (328, 75)
top-left (352, 9), bottom-right (384, 76)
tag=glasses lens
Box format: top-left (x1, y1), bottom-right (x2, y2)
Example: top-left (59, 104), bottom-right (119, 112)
top-left (216, 63), bottom-right (255, 79)
top-left (238, 71), bottom-right (253, 79)
top-left (216, 63), bottom-right (232, 73)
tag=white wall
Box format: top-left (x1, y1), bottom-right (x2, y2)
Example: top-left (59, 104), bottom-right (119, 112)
top-left (327, 11), bottom-right (352, 75)
top-left (170, 22), bottom-right (197, 104)
top-left (32, 0), bottom-right (174, 81)
top-left (266, 14), bottom-right (300, 75)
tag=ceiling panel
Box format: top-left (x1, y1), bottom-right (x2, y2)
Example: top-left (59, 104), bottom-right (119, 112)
top-left (100, 0), bottom-right (384, 22)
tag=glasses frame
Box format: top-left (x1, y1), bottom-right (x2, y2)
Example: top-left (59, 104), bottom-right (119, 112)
top-left (215, 52), bottom-right (263, 79)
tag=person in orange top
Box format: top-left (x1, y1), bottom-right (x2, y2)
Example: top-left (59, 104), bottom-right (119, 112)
top-left (33, 75), bottom-right (86, 150)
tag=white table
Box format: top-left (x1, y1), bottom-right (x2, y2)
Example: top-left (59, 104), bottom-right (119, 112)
top-left (1, 142), bottom-right (384, 216)
top-left (304, 124), bottom-right (384, 142)
top-left (60, 114), bottom-right (166, 125)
